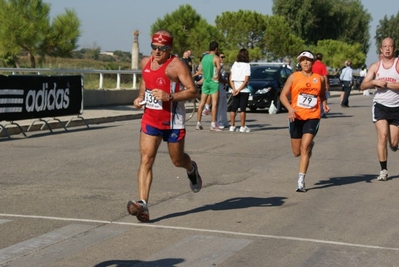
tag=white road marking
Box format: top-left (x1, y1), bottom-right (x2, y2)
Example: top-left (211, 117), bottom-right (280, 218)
top-left (1, 213), bottom-right (399, 252)
top-left (0, 219), bottom-right (11, 224)
top-left (0, 224), bottom-right (94, 264)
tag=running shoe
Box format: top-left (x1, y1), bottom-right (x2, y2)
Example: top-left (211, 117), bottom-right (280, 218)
top-left (196, 124), bottom-right (203, 130)
top-left (127, 200), bottom-right (149, 222)
top-left (296, 185), bottom-right (307, 193)
top-left (389, 144), bottom-right (398, 152)
top-left (187, 161), bottom-right (202, 193)
top-left (202, 109), bottom-right (211, 116)
top-left (229, 126), bottom-right (236, 132)
top-left (239, 126), bottom-right (250, 133)
top-left (377, 169), bottom-right (388, 181)
top-left (210, 125), bottom-right (222, 131)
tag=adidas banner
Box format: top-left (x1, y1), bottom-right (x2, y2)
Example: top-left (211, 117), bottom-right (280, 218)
top-left (0, 75), bottom-right (83, 121)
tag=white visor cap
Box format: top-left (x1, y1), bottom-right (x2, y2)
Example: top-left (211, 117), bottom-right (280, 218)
top-left (297, 51), bottom-right (314, 61)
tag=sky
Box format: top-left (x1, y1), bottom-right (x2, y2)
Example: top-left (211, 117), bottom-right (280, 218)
top-left (48, 0), bottom-right (399, 67)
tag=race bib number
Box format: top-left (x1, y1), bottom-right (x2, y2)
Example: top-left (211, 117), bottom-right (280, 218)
top-left (145, 89), bottom-right (162, 110)
top-left (297, 93), bottom-right (317, 108)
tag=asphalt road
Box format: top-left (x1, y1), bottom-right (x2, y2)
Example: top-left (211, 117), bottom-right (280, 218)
top-left (1, 93), bottom-right (399, 267)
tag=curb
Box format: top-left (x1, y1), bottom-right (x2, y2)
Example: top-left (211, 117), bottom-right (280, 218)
top-left (0, 114), bottom-right (143, 138)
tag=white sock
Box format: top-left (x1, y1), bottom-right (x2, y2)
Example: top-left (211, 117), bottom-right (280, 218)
top-left (298, 173), bottom-right (306, 186)
top-left (197, 121), bottom-right (201, 125)
top-left (211, 122), bottom-right (216, 127)
top-left (205, 104), bottom-right (210, 110)
top-left (139, 199), bottom-right (147, 205)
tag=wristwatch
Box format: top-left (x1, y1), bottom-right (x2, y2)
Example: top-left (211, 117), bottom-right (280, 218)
top-left (169, 93), bottom-right (173, 101)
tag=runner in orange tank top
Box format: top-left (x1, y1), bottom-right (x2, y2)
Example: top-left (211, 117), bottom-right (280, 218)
top-left (280, 50), bottom-right (330, 192)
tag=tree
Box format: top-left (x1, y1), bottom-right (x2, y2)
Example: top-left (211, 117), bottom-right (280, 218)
top-left (272, 0), bottom-right (371, 55)
top-left (150, 4), bottom-right (223, 60)
top-left (263, 15), bottom-right (305, 60)
top-left (40, 9), bottom-right (81, 59)
top-left (0, 0), bottom-right (81, 68)
top-left (375, 11), bottom-right (399, 57)
top-left (309, 40), bottom-right (366, 69)
top-left (215, 11), bottom-right (305, 61)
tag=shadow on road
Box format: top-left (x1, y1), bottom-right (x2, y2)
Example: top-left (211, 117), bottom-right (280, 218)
top-left (150, 196), bottom-right (287, 223)
top-left (94, 258), bottom-right (184, 267)
top-left (308, 174), bottom-right (399, 191)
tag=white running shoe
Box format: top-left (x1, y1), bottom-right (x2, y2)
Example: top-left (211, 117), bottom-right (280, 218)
top-left (210, 125), bottom-right (222, 131)
top-left (239, 126), bottom-right (250, 133)
top-left (377, 169), bottom-right (388, 181)
top-left (202, 109), bottom-right (210, 116)
top-left (296, 182), bottom-right (307, 192)
top-left (229, 126), bottom-right (236, 132)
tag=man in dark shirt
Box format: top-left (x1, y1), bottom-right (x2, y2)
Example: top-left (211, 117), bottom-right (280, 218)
top-left (181, 49), bottom-right (193, 73)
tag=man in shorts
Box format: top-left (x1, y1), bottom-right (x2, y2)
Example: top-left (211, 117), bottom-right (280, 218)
top-left (360, 37), bottom-right (399, 181)
top-left (127, 29), bottom-right (202, 222)
top-left (196, 41), bottom-right (222, 131)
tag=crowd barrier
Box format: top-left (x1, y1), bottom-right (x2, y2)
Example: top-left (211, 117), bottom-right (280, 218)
top-left (0, 75), bottom-right (86, 138)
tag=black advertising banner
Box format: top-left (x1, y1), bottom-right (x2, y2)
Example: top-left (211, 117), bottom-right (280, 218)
top-left (0, 75), bottom-right (83, 121)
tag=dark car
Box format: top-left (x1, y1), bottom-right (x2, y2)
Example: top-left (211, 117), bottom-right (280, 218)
top-left (227, 63), bottom-right (292, 113)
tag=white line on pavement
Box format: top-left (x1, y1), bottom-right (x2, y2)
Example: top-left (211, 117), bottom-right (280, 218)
top-left (1, 213), bottom-right (398, 252)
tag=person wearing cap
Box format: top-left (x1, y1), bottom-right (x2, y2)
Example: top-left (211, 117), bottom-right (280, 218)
top-left (312, 53), bottom-right (330, 118)
top-left (127, 29), bottom-right (203, 222)
top-left (280, 50), bottom-right (330, 192)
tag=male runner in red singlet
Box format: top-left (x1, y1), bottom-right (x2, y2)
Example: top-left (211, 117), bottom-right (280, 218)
top-left (127, 29), bottom-right (202, 222)
top-left (361, 37), bottom-right (399, 181)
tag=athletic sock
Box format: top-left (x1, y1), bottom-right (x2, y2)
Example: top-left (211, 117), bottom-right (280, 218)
top-left (187, 162), bottom-right (195, 174)
top-left (379, 161), bottom-right (387, 171)
top-left (298, 173), bottom-right (306, 186)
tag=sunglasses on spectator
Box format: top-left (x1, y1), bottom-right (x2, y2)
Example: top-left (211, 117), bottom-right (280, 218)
top-left (220, 56), bottom-right (225, 58)
top-left (151, 44), bottom-right (170, 52)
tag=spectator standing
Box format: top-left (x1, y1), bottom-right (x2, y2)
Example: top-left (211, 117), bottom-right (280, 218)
top-left (181, 49), bottom-right (193, 74)
top-left (339, 60), bottom-right (349, 104)
top-left (217, 52), bottom-right (230, 128)
top-left (358, 64), bottom-right (368, 95)
top-left (127, 30), bottom-right (202, 222)
top-left (340, 60), bottom-right (353, 107)
top-left (229, 48), bottom-right (251, 133)
top-left (312, 53), bottom-right (330, 118)
top-left (360, 37), bottom-right (399, 181)
top-left (196, 42), bottom-right (222, 131)
top-left (279, 50), bottom-right (330, 192)
top-left (284, 57), bottom-right (292, 70)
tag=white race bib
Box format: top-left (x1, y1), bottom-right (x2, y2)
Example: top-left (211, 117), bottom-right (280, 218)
top-left (297, 93), bottom-right (317, 109)
top-left (145, 89), bottom-right (162, 110)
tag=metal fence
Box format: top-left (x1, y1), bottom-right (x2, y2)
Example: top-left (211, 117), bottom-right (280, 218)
top-left (0, 68), bottom-right (142, 90)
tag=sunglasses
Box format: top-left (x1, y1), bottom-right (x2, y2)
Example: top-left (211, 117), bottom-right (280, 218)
top-left (221, 56), bottom-right (225, 58)
top-left (151, 44), bottom-right (170, 52)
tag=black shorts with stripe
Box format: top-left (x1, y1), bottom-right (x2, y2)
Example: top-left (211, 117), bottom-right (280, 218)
top-left (372, 102), bottom-right (399, 126)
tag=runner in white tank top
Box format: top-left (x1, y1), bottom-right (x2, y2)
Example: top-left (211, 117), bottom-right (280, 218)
top-left (360, 37), bottom-right (399, 182)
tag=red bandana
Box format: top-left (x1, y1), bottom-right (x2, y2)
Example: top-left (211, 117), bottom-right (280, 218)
top-left (152, 33), bottom-right (173, 46)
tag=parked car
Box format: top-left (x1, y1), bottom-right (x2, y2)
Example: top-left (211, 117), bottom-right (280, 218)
top-left (227, 63), bottom-right (292, 113)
